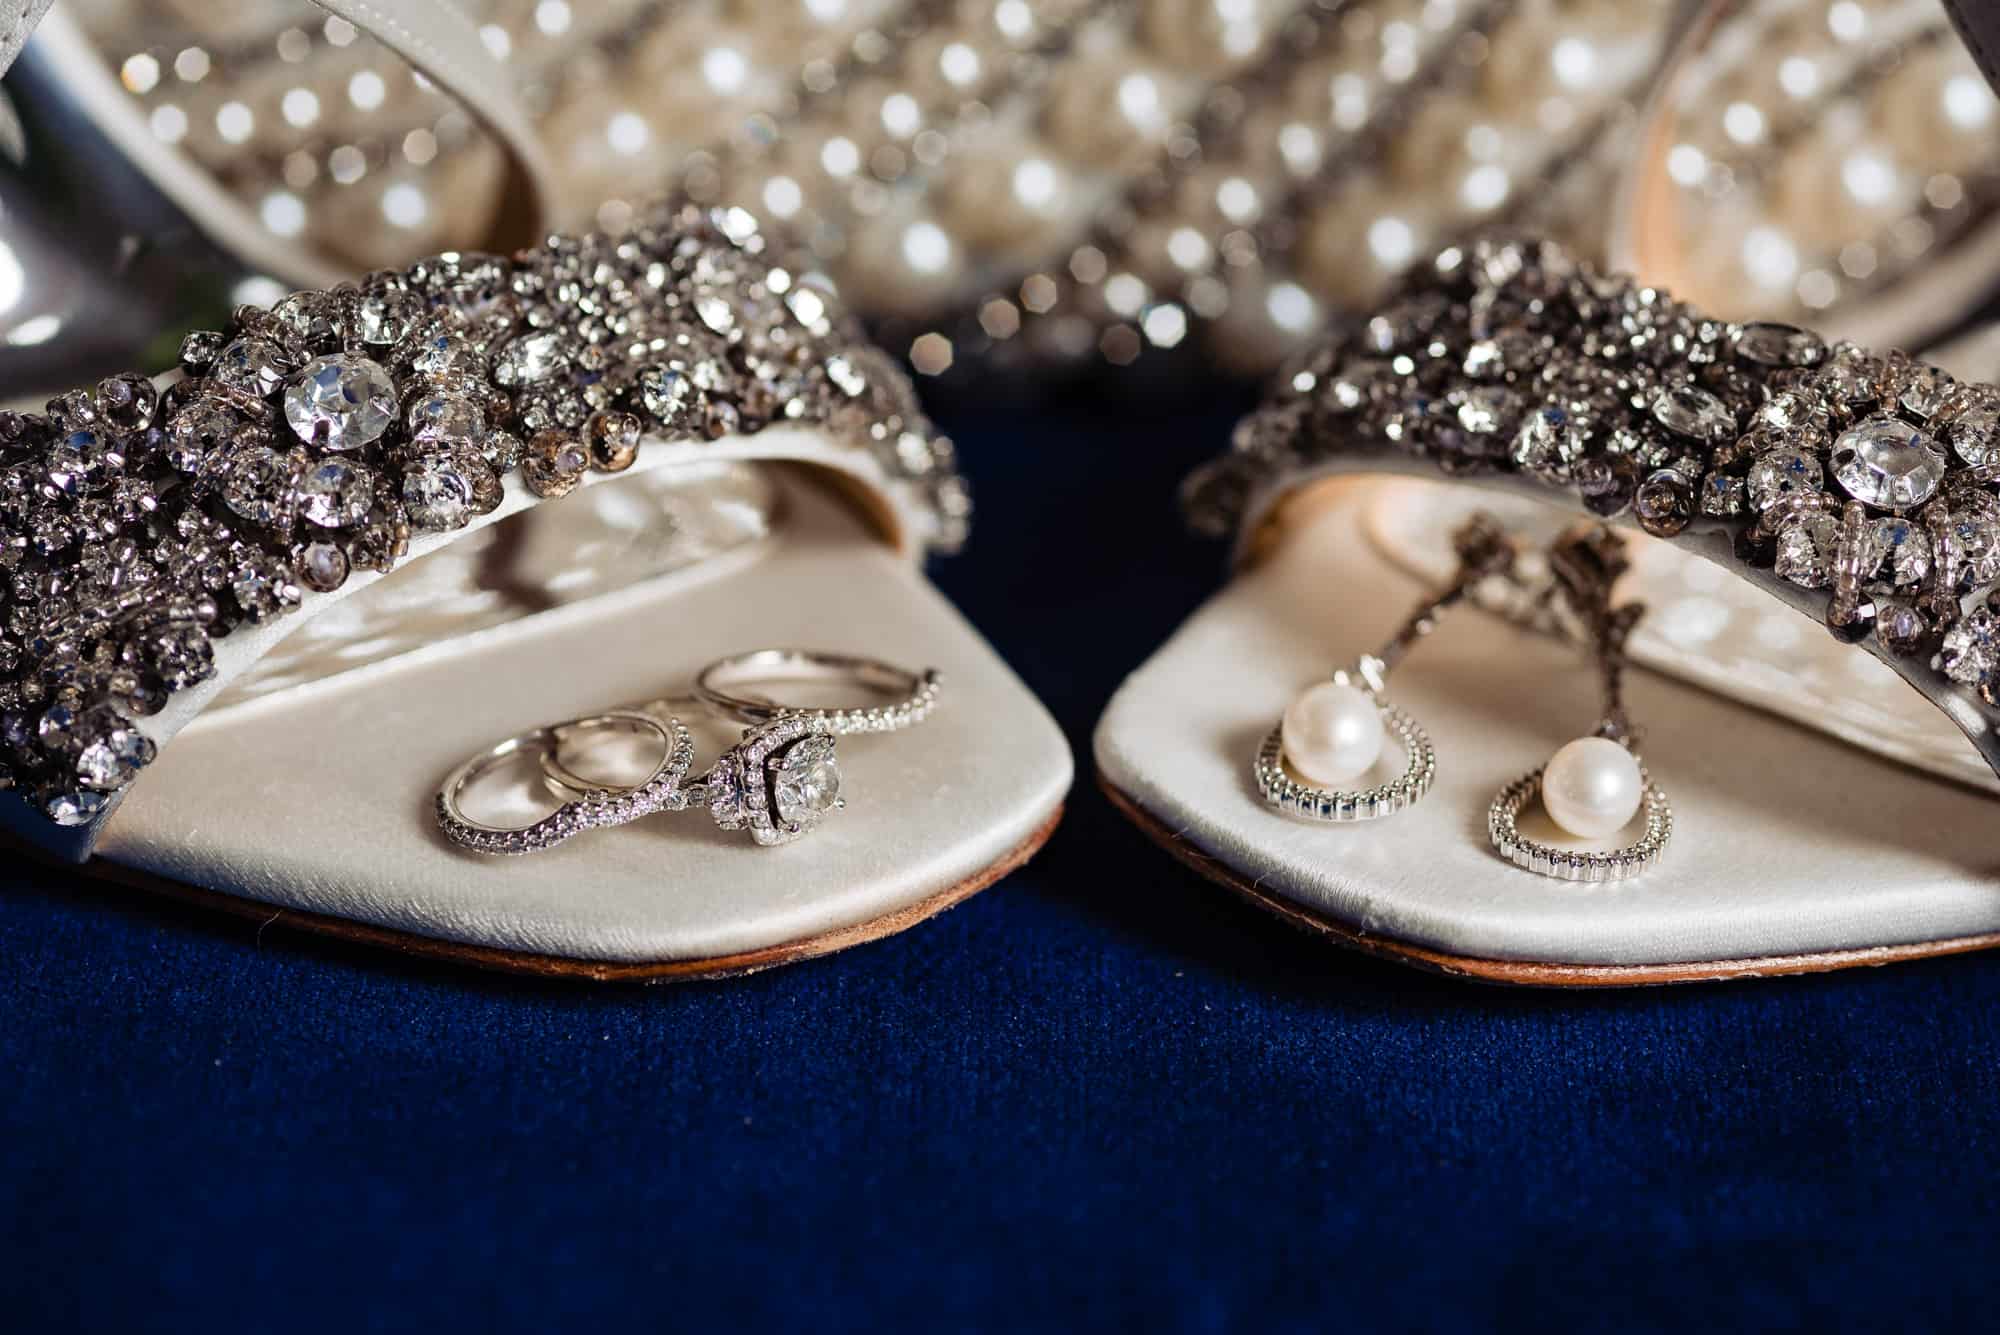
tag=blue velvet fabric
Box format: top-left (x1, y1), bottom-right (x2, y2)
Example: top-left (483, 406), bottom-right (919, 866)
top-left (4, 391), bottom-right (1997, 1332)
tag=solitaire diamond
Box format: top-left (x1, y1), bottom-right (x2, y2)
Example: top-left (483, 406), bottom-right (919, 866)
top-left (772, 735), bottom-right (841, 827)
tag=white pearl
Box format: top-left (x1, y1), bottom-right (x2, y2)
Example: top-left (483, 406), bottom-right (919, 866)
top-left (1280, 681), bottom-right (1384, 786)
top-left (1541, 737), bottom-right (1644, 839)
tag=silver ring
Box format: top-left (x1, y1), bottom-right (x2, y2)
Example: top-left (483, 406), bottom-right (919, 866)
top-left (693, 649), bottom-right (941, 735)
top-left (436, 711), bottom-right (694, 856)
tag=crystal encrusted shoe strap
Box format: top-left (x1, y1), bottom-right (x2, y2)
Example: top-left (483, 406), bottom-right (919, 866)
top-left (0, 201), bottom-right (969, 830)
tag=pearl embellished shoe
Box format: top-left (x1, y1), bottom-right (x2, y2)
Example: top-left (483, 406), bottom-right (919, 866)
top-left (1098, 232), bottom-right (2000, 986)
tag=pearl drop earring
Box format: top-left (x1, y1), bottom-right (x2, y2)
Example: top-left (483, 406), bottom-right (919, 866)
top-left (1489, 524), bottom-right (1673, 882)
top-left (1256, 513), bottom-right (1517, 822)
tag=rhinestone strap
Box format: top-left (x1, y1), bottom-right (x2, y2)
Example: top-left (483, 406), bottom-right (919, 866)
top-left (0, 201), bottom-right (969, 830)
top-left (1184, 231), bottom-right (2000, 785)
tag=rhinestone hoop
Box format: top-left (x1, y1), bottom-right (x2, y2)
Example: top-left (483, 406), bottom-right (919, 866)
top-left (1253, 701), bottom-right (1435, 823)
top-left (1487, 764), bottom-right (1674, 883)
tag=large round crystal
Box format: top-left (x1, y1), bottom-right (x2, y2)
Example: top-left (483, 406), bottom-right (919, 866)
top-left (284, 354), bottom-right (396, 450)
top-left (772, 735), bottom-right (841, 827)
top-left (1831, 417), bottom-right (1945, 511)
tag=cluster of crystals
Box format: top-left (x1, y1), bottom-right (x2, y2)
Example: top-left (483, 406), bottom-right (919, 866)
top-left (1253, 703), bottom-right (1434, 822)
top-left (1646, 0), bottom-right (2000, 325)
top-left (0, 202), bottom-right (966, 826)
top-left (1187, 231), bottom-right (2000, 710)
top-left (1488, 766), bottom-right (1671, 883)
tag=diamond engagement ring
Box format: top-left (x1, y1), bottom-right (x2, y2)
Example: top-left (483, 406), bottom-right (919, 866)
top-left (527, 650), bottom-right (934, 848)
top-left (533, 713), bottom-right (846, 849)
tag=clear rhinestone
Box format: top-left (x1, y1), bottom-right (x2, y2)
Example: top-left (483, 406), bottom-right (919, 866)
top-left (355, 284), bottom-right (416, 345)
top-left (1751, 390), bottom-right (1831, 444)
top-left (406, 392), bottom-right (486, 448)
top-left (1775, 513), bottom-right (1838, 588)
top-left (222, 446), bottom-right (300, 525)
top-left (1941, 606), bottom-right (2000, 686)
top-left (1896, 365), bottom-right (1954, 419)
top-left (406, 331), bottom-right (483, 381)
top-left (46, 789), bottom-right (108, 826)
top-left (76, 726), bottom-right (155, 791)
top-left (492, 330), bottom-right (567, 387)
top-left (212, 337), bottom-right (288, 397)
top-left (1734, 322), bottom-right (1825, 367)
top-left (45, 430), bottom-right (122, 496)
top-left (772, 735), bottom-right (840, 827)
top-left (401, 454), bottom-right (475, 531)
top-left (1746, 448), bottom-right (1824, 511)
top-left (1945, 391), bottom-right (2000, 466)
top-left (1831, 417), bottom-right (1946, 510)
top-left (230, 560), bottom-right (299, 621)
top-left (296, 459), bottom-right (375, 528)
top-left (1510, 406), bottom-right (1588, 479)
top-left (1650, 385), bottom-right (1735, 443)
top-left (1699, 472), bottom-right (1745, 516)
top-left (1946, 491), bottom-right (2000, 589)
top-left (165, 404), bottom-right (241, 474)
top-left (140, 623), bottom-right (214, 690)
top-left (1820, 345), bottom-right (1885, 404)
top-left (638, 363), bottom-right (700, 427)
top-left (1863, 517), bottom-right (1931, 593)
top-left (283, 354), bottom-right (396, 450)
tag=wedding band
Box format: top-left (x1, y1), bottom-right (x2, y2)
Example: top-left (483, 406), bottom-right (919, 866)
top-left (436, 712), bottom-right (694, 856)
top-left (694, 649), bottom-right (942, 735)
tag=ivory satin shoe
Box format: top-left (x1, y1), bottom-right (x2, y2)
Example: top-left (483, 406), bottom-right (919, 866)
top-left (0, 204), bottom-right (1070, 979)
top-left (1098, 232), bottom-right (2000, 985)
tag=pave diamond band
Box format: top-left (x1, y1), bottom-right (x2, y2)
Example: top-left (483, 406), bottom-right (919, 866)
top-left (1185, 230), bottom-right (2000, 789)
top-left (436, 712), bottom-right (697, 857)
top-left (0, 201), bottom-right (969, 831)
top-left (693, 649), bottom-right (942, 736)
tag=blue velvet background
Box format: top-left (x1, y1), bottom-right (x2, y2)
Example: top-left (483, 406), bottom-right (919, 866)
top-left (4, 391), bottom-right (1997, 1332)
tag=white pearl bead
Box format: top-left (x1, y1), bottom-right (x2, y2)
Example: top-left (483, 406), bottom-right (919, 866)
top-left (1280, 681), bottom-right (1384, 786)
top-left (1541, 737), bottom-right (1644, 839)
